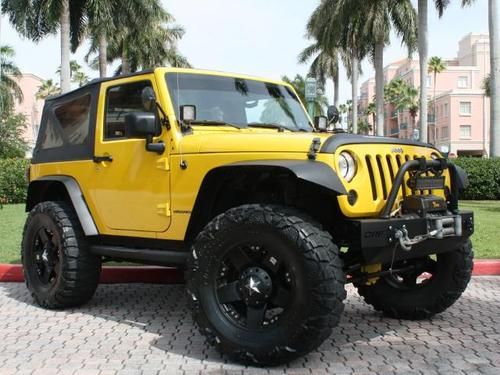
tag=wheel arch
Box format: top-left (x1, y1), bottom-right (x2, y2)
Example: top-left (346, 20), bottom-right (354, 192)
top-left (184, 160), bottom-right (347, 243)
top-left (26, 176), bottom-right (98, 236)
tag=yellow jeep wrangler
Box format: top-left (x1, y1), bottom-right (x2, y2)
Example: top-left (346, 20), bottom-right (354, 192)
top-left (23, 68), bottom-right (474, 365)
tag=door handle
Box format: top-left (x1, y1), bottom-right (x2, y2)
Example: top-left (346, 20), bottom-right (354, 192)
top-left (93, 155), bottom-right (113, 163)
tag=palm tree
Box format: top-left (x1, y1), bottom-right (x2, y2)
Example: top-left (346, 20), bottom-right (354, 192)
top-left (85, 0), bottom-right (173, 78)
top-left (72, 71), bottom-right (89, 87)
top-left (365, 102), bottom-right (376, 135)
top-left (386, 79), bottom-right (419, 139)
top-left (84, 1), bottom-right (116, 78)
top-left (428, 56), bottom-right (446, 143)
top-left (305, 0), bottom-right (371, 134)
top-left (357, 119), bottom-right (373, 135)
top-left (298, 41), bottom-right (341, 107)
top-left (85, 1), bottom-right (189, 76)
top-left (111, 2), bottom-right (183, 74)
top-left (2, 0), bottom-right (87, 93)
top-left (489, 0), bottom-right (500, 156)
top-left (0, 45), bottom-right (23, 113)
top-left (362, 0), bottom-right (417, 137)
top-left (36, 79), bottom-right (60, 100)
top-left (417, 0), bottom-right (476, 143)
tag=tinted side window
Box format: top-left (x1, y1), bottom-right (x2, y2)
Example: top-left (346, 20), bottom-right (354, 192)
top-left (32, 86), bottom-right (98, 164)
top-left (105, 81), bottom-right (153, 139)
top-left (40, 116), bottom-right (63, 149)
top-left (54, 94), bottom-right (91, 145)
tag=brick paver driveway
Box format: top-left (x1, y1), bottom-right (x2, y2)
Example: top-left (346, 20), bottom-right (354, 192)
top-left (0, 277), bottom-right (499, 375)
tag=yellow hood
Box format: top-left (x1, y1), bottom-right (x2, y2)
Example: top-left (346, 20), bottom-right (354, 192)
top-left (176, 127), bottom-right (331, 155)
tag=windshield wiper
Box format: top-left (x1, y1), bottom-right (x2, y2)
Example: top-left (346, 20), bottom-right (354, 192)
top-left (190, 120), bottom-right (244, 129)
top-left (247, 122), bottom-right (291, 132)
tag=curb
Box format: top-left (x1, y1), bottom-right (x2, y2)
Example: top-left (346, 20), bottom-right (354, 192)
top-left (471, 260), bottom-right (500, 276)
top-left (0, 264), bottom-right (184, 284)
top-left (0, 260), bottom-right (499, 283)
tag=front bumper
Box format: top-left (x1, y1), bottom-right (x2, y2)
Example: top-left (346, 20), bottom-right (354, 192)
top-left (347, 211), bottom-right (474, 263)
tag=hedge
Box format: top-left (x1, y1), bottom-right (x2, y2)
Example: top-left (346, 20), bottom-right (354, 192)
top-left (0, 158), bottom-right (30, 205)
top-left (454, 157), bottom-right (500, 200)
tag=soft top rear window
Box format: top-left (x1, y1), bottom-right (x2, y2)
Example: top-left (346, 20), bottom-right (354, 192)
top-left (32, 86), bottom-right (98, 164)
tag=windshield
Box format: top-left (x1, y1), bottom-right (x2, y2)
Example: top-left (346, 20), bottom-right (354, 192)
top-left (165, 73), bottom-right (312, 132)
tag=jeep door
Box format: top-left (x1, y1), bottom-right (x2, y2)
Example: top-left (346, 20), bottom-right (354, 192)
top-left (90, 75), bottom-right (171, 233)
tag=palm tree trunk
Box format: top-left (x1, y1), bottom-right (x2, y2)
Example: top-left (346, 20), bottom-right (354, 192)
top-left (490, 0), bottom-right (500, 156)
top-left (334, 61), bottom-right (340, 108)
top-left (121, 40), bottom-right (131, 75)
top-left (60, 0), bottom-right (71, 93)
top-left (375, 40), bottom-right (385, 136)
top-left (418, 0), bottom-right (428, 142)
top-left (98, 34), bottom-right (107, 78)
top-left (352, 55), bottom-right (359, 134)
top-left (433, 72), bottom-right (437, 144)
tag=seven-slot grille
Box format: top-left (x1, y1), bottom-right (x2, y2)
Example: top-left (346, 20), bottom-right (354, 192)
top-left (364, 153), bottom-right (434, 202)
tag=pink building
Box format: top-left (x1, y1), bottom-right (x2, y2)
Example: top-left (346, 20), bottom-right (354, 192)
top-left (11, 73), bottom-right (45, 157)
top-left (359, 33), bottom-right (490, 156)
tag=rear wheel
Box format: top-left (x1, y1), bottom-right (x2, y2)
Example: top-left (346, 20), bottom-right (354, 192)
top-left (186, 204), bottom-right (346, 365)
top-left (356, 240), bottom-right (473, 320)
top-left (22, 201), bottom-right (101, 309)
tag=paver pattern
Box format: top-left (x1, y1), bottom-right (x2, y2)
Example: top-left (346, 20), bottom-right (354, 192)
top-left (0, 277), bottom-right (499, 375)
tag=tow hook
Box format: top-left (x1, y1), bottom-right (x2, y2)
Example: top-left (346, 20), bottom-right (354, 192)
top-left (393, 216), bottom-right (463, 251)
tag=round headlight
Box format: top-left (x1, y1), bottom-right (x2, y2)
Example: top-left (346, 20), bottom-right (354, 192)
top-left (338, 151), bottom-right (357, 182)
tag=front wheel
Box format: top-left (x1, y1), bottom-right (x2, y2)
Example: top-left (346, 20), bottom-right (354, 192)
top-left (356, 239), bottom-right (474, 320)
top-left (186, 204), bottom-right (346, 365)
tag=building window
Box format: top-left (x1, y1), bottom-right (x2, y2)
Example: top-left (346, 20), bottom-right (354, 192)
top-left (458, 76), bottom-right (469, 88)
top-left (444, 103), bottom-right (449, 116)
top-left (427, 75), bottom-right (432, 88)
top-left (459, 101), bottom-right (472, 115)
top-left (460, 125), bottom-right (472, 138)
top-left (441, 126), bottom-right (449, 139)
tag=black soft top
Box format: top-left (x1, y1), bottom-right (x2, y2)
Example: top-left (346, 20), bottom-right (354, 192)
top-left (45, 69), bottom-right (154, 102)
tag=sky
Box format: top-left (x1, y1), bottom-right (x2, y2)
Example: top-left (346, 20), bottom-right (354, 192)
top-left (0, 0), bottom-right (490, 104)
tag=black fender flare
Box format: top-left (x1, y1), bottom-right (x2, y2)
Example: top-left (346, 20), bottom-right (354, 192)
top-left (26, 176), bottom-right (99, 236)
top-left (226, 159), bottom-right (347, 195)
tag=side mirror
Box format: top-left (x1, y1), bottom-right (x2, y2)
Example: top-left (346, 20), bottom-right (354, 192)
top-left (327, 105), bottom-right (340, 124)
top-left (125, 112), bottom-right (160, 138)
top-left (125, 112), bottom-right (164, 154)
top-left (314, 116), bottom-right (328, 132)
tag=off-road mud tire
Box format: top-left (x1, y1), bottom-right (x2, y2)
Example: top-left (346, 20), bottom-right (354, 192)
top-left (186, 204), bottom-right (346, 366)
top-left (356, 240), bottom-right (473, 320)
top-left (22, 201), bottom-right (101, 309)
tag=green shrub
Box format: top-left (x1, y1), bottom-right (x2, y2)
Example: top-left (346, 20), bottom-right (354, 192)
top-left (454, 157), bottom-right (500, 200)
top-left (0, 158), bottom-right (30, 205)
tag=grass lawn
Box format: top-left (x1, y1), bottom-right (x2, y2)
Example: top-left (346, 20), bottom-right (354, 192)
top-left (0, 201), bottom-right (499, 264)
top-left (0, 204), bottom-right (25, 264)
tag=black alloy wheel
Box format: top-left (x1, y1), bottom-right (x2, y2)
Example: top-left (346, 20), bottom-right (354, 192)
top-left (215, 242), bottom-right (294, 331)
top-left (32, 226), bottom-right (61, 286)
